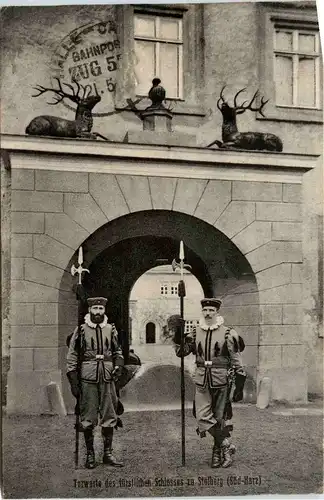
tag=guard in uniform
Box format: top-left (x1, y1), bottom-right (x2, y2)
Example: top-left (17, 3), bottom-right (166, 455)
top-left (66, 297), bottom-right (124, 469)
top-left (171, 298), bottom-right (246, 468)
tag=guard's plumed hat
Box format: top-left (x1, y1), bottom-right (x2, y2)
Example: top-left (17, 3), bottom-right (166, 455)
top-left (201, 298), bottom-right (222, 309)
top-left (87, 297), bottom-right (107, 307)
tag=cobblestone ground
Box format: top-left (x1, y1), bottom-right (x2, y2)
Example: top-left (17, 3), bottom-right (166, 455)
top-left (2, 404), bottom-right (323, 498)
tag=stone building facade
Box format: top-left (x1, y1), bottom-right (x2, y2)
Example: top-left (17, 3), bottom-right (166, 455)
top-left (129, 266), bottom-right (204, 365)
top-left (1, 1), bottom-right (323, 413)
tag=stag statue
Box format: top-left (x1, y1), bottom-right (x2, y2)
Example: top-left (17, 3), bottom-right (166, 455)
top-left (25, 78), bottom-right (105, 139)
top-left (207, 86), bottom-right (283, 152)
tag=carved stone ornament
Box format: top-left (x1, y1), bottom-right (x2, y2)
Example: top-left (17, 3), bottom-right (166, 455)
top-left (25, 78), bottom-right (108, 140)
top-left (124, 78), bottom-right (173, 132)
top-left (207, 86), bottom-right (283, 152)
top-left (147, 78), bottom-right (166, 109)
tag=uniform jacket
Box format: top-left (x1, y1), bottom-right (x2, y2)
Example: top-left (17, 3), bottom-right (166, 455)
top-left (175, 315), bottom-right (245, 389)
top-left (66, 314), bottom-right (124, 383)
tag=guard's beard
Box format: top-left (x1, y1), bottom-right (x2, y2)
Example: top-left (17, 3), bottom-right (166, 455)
top-left (90, 313), bottom-right (104, 324)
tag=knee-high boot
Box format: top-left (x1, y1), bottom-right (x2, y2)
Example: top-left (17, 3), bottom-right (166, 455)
top-left (208, 425), bottom-right (223, 468)
top-left (102, 427), bottom-right (124, 467)
top-left (211, 440), bottom-right (222, 468)
top-left (84, 428), bottom-right (96, 469)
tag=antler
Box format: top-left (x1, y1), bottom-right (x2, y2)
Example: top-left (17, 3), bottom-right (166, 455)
top-left (233, 87), bottom-right (247, 109)
top-left (31, 78), bottom-right (83, 105)
top-left (234, 89), bottom-right (269, 117)
top-left (217, 85), bottom-right (227, 111)
top-left (82, 84), bottom-right (92, 99)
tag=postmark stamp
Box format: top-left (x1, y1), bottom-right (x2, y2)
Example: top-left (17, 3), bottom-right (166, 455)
top-left (51, 18), bottom-right (122, 117)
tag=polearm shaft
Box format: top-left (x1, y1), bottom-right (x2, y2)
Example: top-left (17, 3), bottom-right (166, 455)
top-left (178, 279), bottom-right (186, 466)
top-left (71, 246), bottom-right (89, 469)
top-left (172, 240), bottom-right (192, 466)
top-left (74, 286), bottom-right (84, 469)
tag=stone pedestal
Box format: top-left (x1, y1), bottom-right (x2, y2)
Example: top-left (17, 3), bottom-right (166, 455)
top-left (141, 108), bottom-right (173, 132)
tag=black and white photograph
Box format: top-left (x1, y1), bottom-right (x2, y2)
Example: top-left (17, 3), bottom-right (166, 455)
top-left (1, 0), bottom-right (323, 498)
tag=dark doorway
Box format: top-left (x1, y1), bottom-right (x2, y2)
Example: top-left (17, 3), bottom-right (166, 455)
top-left (146, 322), bottom-right (156, 344)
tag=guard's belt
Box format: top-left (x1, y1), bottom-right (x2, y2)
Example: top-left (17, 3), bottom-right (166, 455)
top-left (84, 354), bottom-right (113, 362)
top-left (196, 360), bottom-right (229, 368)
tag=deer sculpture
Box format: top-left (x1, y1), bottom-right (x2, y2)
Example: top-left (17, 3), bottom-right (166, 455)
top-left (207, 86), bottom-right (283, 152)
top-left (25, 78), bottom-right (106, 139)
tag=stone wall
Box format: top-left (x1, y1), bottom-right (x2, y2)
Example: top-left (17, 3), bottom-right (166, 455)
top-left (303, 162), bottom-right (324, 397)
top-left (8, 167), bottom-right (77, 413)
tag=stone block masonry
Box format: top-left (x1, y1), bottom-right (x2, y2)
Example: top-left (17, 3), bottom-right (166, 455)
top-left (35, 170), bottom-right (88, 192)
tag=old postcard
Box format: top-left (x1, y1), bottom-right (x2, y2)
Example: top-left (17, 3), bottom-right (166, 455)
top-left (1, 0), bottom-right (323, 498)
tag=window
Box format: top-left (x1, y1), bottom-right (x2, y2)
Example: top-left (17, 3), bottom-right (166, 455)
top-left (146, 322), bottom-right (156, 343)
top-left (115, 5), bottom-right (205, 119)
top-left (184, 320), bottom-right (197, 334)
top-left (134, 12), bottom-right (183, 99)
top-left (257, 4), bottom-right (322, 123)
top-left (160, 283), bottom-right (179, 295)
top-left (274, 26), bottom-right (321, 109)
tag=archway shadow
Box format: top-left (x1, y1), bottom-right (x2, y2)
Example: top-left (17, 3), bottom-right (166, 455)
top-left (120, 364), bottom-right (195, 408)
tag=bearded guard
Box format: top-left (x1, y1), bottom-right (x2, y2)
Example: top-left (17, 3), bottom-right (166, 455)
top-left (170, 298), bottom-right (246, 468)
top-left (66, 296), bottom-right (124, 469)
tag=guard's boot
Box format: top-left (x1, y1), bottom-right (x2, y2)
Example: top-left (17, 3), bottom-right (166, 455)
top-left (84, 429), bottom-right (96, 469)
top-left (221, 440), bottom-right (236, 468)
top-left (208, 424), bottom-right (223, 468)
top-left (211, 443), bottom-right (222, 468)
top-left (102, 427), bottom-right (124, 467)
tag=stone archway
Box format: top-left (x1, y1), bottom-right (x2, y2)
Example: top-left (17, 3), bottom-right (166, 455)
top-left (8, 165), bottom-right (307, 413)
top-left (59, 209), bottom-right (258, 411)
top-left (61, 210), bottom-right (257, 345)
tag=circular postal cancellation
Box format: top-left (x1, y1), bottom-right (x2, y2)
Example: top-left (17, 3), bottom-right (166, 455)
top-left (51, 18), bottom-right (122, 117)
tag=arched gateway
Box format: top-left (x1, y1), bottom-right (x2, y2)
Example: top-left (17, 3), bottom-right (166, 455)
top-left (75, 210), bottom-right (256, 341)
top-left (4, 138), bottom-right (313, 413)
top-left (62, 210), bottom-right (258, 411)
